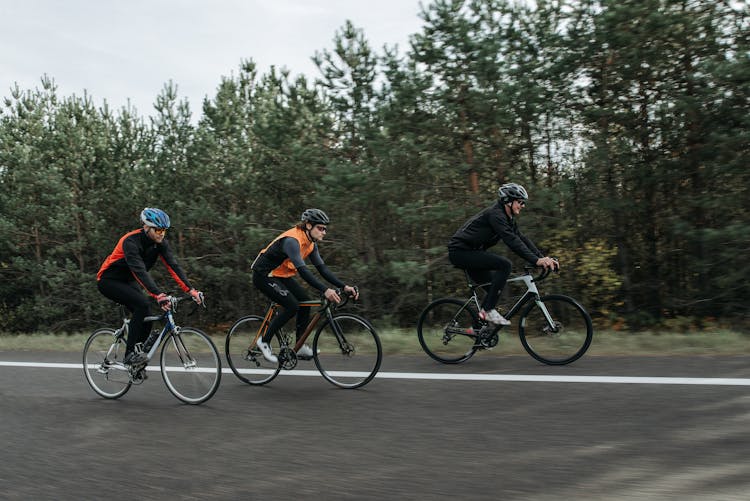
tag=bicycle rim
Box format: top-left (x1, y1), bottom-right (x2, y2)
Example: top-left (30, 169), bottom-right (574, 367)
top-left (83, 328), bottom-right (131, 399)
top-left (417, 298), bottom-right (478, 364)
top-left (313, 314), bottom-right (382, 389)
top-left (160, 328), bottom-right (221, 404)
top-left (519, 295), bottom-right (593, 365)
top-left (225, 315), bottom-right (281, 385)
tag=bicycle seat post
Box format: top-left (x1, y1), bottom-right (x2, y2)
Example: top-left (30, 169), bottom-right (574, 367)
top-left (462, 269), bottom-right (472, 288)
top-left (460, 270), bottom-right (476, 293)
top-left (461, 269), bottom-right (489, 297)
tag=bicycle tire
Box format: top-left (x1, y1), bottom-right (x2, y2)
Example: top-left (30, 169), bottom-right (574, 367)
top-left (160, 327), bottom-right (221, 404)
top-left (313, 313), bottom-right (382, 389)
top-left (417, 298), bottom-right (479, 364)
top-left (519, 294), bottom-right (593, 365)
top-left (225, 315), bottom-right (281, 385)
top-left (83, 328), bottom-right (132, 399)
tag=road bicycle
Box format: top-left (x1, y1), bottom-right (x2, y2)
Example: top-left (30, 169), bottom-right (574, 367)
top-left (83, 294), bottom-right (221, 405)
top-left (417, 266), bottom-right (593, 365)
top-left (225, 290), bottom-right (382, 389)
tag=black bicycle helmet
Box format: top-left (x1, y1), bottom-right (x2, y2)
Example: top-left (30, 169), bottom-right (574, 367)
top-left (498, 183), bottom-right (529, 204)
top-left (301, 208), bottom-right (330, 225)
top-left (140, 207), bottom-right (171, 229)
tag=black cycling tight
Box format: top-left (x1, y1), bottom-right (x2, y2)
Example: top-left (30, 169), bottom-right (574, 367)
top-left (252, 273), bottom-right (312, 343)
top-left (448, 250), bottom-right (512, 311)
top-left (97, 279), bottom-right (153, 354)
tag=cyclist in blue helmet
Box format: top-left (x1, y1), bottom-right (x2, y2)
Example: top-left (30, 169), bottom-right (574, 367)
top-left (448, 183), bottom-right (559, 326)
top-left (97, 208), bottom-right (203, 366)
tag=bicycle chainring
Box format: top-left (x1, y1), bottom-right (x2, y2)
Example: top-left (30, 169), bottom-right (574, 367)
top-left (129, 367), bottom-right (147, 384)
top-left (278, 347), bottom-right (298, 370)
top-left (478, 329), bottom-right (499, 348)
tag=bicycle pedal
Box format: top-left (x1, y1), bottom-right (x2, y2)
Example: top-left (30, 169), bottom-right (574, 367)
top-left (130, 370), bottom-right (148, 384)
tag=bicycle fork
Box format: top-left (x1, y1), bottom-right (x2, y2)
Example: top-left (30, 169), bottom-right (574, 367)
top-left (170, 329), bottom-right (197, 369)
top-left (324, 314), bottom-right (354, 356)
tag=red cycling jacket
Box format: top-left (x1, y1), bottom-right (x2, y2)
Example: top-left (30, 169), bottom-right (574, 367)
top-left (97, 229), bottom-right (193, 298)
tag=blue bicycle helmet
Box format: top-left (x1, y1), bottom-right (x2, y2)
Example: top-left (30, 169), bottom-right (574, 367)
top-left (140, 207), bottom-right (171, 229)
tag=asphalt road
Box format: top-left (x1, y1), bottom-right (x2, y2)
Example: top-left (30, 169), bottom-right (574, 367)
top-left (1, 351), bottom-right (749, 500)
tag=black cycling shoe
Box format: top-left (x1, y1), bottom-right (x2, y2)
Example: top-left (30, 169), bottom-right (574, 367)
top-left (123, 351), bottom-right (148, 366)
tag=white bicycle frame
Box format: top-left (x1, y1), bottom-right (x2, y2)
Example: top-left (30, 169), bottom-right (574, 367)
top-left (468, 271), bottom-right (556, 329)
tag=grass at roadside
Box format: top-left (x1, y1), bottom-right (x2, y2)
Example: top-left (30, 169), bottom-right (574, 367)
top-left (378, 327), bottom-right (750, 356)
top-left (1, 328), bottom-right (749, 355)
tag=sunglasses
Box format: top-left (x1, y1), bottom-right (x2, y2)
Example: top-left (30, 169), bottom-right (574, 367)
top-left (151, 227), bottom-right (167, 235)
top-left (516, 200), bottom-right (526, 207)
top-left (314, 225), bottom-right (328, 232)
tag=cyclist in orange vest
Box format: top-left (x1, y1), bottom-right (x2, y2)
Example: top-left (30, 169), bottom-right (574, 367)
top-left (251, 209), bottom-right (359, 363)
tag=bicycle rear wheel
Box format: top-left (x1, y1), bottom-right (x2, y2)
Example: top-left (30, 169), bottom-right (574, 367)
top-left (83, 328), bottom-right (131, 399)
top-left (519, 294), bottom-right (593, 365)
top-left (417, 298), bottom-right (478, 364)
top-left (313, 314), bottom-right (382, 389)
top-left (160, 327), bottom-right (221, 404)
top-left (225, 315), bottom-right (281, 385)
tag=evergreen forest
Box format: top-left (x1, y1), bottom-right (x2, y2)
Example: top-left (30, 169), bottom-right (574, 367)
top-left (1, 0), bottom-right (748, 334)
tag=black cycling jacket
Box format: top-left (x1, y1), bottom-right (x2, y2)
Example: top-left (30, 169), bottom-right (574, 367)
top-left (448, 202), bottom-right (543, 264)
top-left (97, 229), bottom-right (193, 297)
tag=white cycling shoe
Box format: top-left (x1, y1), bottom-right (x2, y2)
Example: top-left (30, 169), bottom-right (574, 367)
top-left (296, 344), bottom-right (317, 359)
top-left (256, 338), bottom-right (278, 364)
top-left (479, 308), bottom-right (511, 326)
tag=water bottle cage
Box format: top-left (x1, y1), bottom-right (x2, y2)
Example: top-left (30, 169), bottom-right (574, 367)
top-left (143, 332), bottom-right (159, 352)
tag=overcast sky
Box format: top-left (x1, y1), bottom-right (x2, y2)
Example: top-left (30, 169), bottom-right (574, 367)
top-left (1, 0), bottom-right (429, 119)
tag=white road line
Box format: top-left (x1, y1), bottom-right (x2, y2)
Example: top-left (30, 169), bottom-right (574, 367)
top-left (2, 360), bottom-right (750, 385)
top-left (375, 373), bottom-right (750, 385)
top-left (2, 361), bottom-right (85, 369)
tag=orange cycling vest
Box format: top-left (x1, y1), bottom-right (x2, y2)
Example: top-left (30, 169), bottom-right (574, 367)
top-left (259, 227), bottom-right (315, 278)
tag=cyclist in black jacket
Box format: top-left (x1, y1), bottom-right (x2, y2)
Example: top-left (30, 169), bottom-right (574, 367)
top-left (448, 183), bottom-right (559, 326)
top-left (97, 208), bottom-right (203, 365)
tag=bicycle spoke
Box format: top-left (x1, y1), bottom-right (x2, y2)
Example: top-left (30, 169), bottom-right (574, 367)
top-left (417, 298), bottom-right (478, 364)
top-left (82, 328), bottom-right (131, 399)
top-left (160, 328), bottom-right (221, 404)
top-left (225, 315), bottom-right (281, 385)
top-left (520, 295), bottom-right (593, 365)
top-left (313, 314), bottom-right (382, 389)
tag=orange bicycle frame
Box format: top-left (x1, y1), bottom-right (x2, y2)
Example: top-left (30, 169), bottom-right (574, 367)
top-left (252, 299), bottom-right (327, 351)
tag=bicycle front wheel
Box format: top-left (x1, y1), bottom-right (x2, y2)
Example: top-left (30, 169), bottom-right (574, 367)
top-left (417, 298), bottom-right (478, 364)
top-left (160, 327), bottom-right (221, 404)
top-left (83, 328), bottom-right (131, 399)
top-left (313, 314), bottom-right (382, 389)
top-left (519, 294), bottom-right (593, 365)
top-left (225, 315), bottom-right (281, 385)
